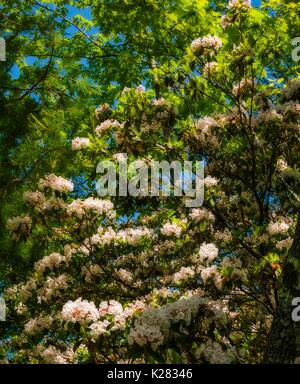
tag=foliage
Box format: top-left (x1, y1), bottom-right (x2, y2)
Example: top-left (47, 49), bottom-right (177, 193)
top-left (1, 0), bottom-right (300, 364)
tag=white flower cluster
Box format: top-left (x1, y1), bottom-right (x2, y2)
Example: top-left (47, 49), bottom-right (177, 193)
top-left (15, 302), bottom-right (28, 315)
top-left (38, 174), bottom-right (74, 193)
top-left (152, 98), bottom-right (167, 107)
top-left (34, 252), bottom-right (66, 275)
top-left (220, 15), bottom-right (232, 29)
top-left (117, 226), bottom-right (154, 246)
top-left (136, 85), bottom-right (146, 94)
top-left (63, 244), bottom-right (77, 260)
top-left (42, 345), bottom-right (75, 364)
top-left (6, 216), bottom-right (31, 240)
top-left (81, 263), bottom-right (102, 283)
top-left (24, 192), bottom-right (66, 212)
top-left (214, 228), bottom-right (233, 243)
top-left (62, 298), bottom-right (99, 324)
top-left (37, 274), bottom-right (69, 303)
top-left (203, 62), bottom-right (218, 76)
top-left (116, 268), bottom-right (133, 284)
top-left (71, 137), bottom-right (90, 151)
top-left (62, 298), bottom-right (146, 337)
top-left (23, 190), bottom-right (46, 208)
top-left (173, 266), bottom-right (195, 285)
top-left (204, 176), bottom-right (218, 187)
top-left (95, 103), bottom-right (110, 120)
top-left (201, 265), bottom-right (219, 284)
top-left (189, 208), bottom-right (215, 222)
top-left (195, 116), bottom-right (216, 133)
top-left (194, 116), bottom-right (219, 148)
top-left (95, 119), bottom-right (124, 136)
top-left (232, 78), bottom-right (252, 97)
top-left (112, 152), bottom-right (127, 162)
top-left (122, 85), bottom-right (145, 95)
top-left (267, 221), bottom-right (290, 235)
top-left (24, 314), bottom-right (54, 335)
top-left (196, 340), bottom-right (236, 364)
top-left (99, 300), bottom-right (123, 317)
top-left (191, 35), bottom-right (222, 54)
top-left (89, 320), bottom-right (110, 339)
top-left (128, 311), bottom-right (166, 350)
top-left (276, 238), bottom-right (293, 250)
top-left (89, 226), bottom-right (154, 248)
top-left (160, 222), bottom-right (182, 237)
top-left (128, 296), bottom-right (209, 350)
top-left (125, 300), bottom-right (147, 316)
top-left (255, 109), bottom-right (283, 125)
top-left (89, 299), bottom-right (146, 339)
top-left (67, 198), bottom-right (115, 219)
top-left (6, 278), bottom-right (37, 303)
top-left (199, 242), bottom-right (219, 263)
top-left (276, 159), bottom-right (289, 172)
top-left (228, 0), bottom-right (251, 9)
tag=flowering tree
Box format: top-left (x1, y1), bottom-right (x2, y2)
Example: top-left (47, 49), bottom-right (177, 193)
top-left (2, 0), bottom-right (300, 364)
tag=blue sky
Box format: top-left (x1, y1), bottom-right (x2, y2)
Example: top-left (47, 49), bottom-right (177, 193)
top-left (252, 0), bottom-right (261, 7)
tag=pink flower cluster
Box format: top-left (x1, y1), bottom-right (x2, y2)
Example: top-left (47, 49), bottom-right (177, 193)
top-left (67, 198), bottom-right (115, 219)
top-left (173, 267), bottom-right (195, 285)
top-left (191, 35), bottom-right (222, 54)
top-left (62, 298), bottom-right (100, 324)
top-left (160, 222), bottom-right (182, 237)
top-left (95, 103), bottom-right (110, 119)
top-left (71, 137), bottom-right (90, 151)
top-left (95, 119), bottom-right (124, 136)
top-left (38, 174), bottom-right (74, 193)
top-left (228, 0), bottom-right (251, 9)
top-left (6, 216), bottom-right (32, 239)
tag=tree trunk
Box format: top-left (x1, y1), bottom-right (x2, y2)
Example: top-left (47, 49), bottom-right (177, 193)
top-left (264, 215), bottom-right (300, 363)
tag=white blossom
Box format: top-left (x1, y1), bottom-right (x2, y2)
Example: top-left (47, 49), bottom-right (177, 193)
top-left (203, 62), bottom-right (218, 75)
top-left (267, 221), bottom-right (290, 235)
top-left (95, 119), bottom-right (124, 136)
top-left (90, 320), bottom-right (110, 339)
top-left (232, 78), bottom-right (252, 97)
top-left (204, 176), bottom-right (218, 187)
top-left (189, 208), bottom-right (215, 222)
top-left (191, 35), bottom-right (222, 53)
top-left (199, 242), bottom-right (219, 263)
top-left (173, 267), bottom-right (195, 284)
top-left (72, 137), bottom-right (90, 151)
top-left (67, 198), bottom-right (115, 219)
top-left (42, 345), bottom-right (74, 364)
top-left (34, 252), bottom-right (65, 274)
top-left (152, 98), bottom-right (167, 107)
top-left (228, 0), bottom-right (251, 9)
top-left (38, 174), bottom-right (74, 193)
top-left (23, 191), bottom-right (45, 208)
top-left (6, 216), bottom-right (32, 240)
top-left (160, 222), bottom-right (182, 238)
top-left (95, 103), bottom-right (110, 119)
top-left (62, 298), bottom-right (99, 324)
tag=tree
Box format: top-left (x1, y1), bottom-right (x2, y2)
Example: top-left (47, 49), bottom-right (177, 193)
top-left (2, 0), bottom-right (300, 363)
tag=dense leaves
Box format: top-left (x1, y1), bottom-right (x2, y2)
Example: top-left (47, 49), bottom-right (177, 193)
top-left (1, 0), bottom-right (300, 364)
